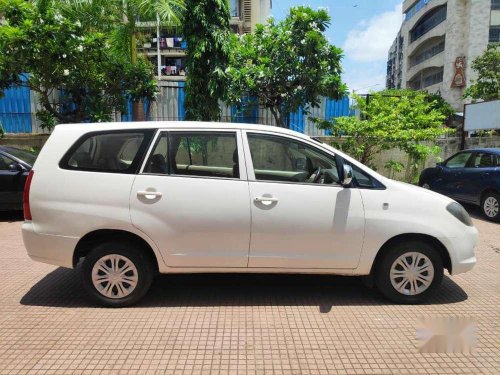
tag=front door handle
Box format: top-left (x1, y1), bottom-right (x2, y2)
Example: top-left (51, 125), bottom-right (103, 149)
top-left (137, 191), bottom-right (163, 199)
top-left (254, 196), bottom-right (278, 203)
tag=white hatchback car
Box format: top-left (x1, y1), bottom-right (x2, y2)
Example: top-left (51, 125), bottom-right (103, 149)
top-left (22, 122), bottom-right (477, 306)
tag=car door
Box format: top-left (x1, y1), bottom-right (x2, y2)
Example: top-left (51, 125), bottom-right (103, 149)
top-left (457, 152), bottom-right (498, 204)
top-left (130, 129), bottom-right (251, 268)
top-left (435, 151), bottom-right (474, 199)
top-left (243, 131), bottom-right (365, 269)
top-left (0, 153), bottom-right (24, 210)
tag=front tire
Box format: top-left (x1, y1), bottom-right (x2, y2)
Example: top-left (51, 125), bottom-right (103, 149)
top-left (375, 241), bottom-right (443, 304)
top-left (481, 192), bottom-right (500, 222)
top-left (81, 241), bottom-right (154, 307)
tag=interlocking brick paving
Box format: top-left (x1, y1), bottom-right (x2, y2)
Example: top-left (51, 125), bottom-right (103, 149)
top-left (0, 207), bottom-right (498, 374)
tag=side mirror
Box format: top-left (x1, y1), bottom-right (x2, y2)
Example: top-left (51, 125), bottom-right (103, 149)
top-left (8, 162), bottom-right (24, 172)
top-left (436, 162), bottom-right (443, 167)
top-left (342, 164), bottom-right (353, 187)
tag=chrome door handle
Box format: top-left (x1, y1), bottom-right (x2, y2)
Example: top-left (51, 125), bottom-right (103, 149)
top-left (137, 191), bottom-right (163, 199)
top-left (254, 196), bottom-right (278, 203)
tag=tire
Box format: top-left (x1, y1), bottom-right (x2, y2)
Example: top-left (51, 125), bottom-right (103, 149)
top-left (481, 192), bottom-right (500, 222)
top-left (375, 241), bottom-right (443, 304)
top-left (81, 241), bottom-right (154, 307)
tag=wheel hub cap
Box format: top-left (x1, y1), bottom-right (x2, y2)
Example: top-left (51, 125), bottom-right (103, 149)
top-left (91, 254), bottom-right (138, 299)
top-left (390, 252), bottom-right (434, 296)
top-left (484, 197), bottom-right (499, 218)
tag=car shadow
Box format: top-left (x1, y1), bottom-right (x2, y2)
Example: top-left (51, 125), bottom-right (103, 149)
top-left (0, 210), bottom-right (23, 222)
top-left (20, 268), bottom-right (468, 310)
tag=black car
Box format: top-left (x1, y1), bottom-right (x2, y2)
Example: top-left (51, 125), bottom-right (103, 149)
top-left (0, 146), bottom-right (38, 211)
top-left (419, 148), bottom-right (500, 221)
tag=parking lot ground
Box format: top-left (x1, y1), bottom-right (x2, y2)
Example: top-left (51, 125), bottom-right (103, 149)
top-left (0, 207), bottom-right (498, 374)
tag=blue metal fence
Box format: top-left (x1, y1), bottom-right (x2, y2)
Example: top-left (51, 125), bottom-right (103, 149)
top-left (0, 76), bottom-right (32, 133)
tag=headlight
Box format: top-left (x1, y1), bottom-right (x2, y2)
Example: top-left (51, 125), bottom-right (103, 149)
top-left (446, 202), bottom-right (473, 226)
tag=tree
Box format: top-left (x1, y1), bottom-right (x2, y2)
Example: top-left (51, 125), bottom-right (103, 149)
top-left (226, 6), bottom-right (347, 128)
top-left (62, 0), bottom-right (185, 120)
top-left (182, 0), bottom-right (232, 121)
top-left (312, 89), bottom-right (450, 181)
top-left (463, 43), bottom-right (499, 101)
top-left (0, 0), bottom-right (132, 128)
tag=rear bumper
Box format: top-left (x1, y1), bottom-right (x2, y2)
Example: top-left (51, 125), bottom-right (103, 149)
top-left (439, 225), bottom-right (478, 275)
top-left (22, 222), bottom-right (79, 268)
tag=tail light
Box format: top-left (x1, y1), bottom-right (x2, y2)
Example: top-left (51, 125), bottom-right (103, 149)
top-left (23, 170), bottom-right (34, 221)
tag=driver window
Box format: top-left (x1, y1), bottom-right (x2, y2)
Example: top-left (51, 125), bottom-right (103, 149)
top-left (445, 152), bottom-right (472, 168)
top-left (247, 133), bottom-right (339, 184)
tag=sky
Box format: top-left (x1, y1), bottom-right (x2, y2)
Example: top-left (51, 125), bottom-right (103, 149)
top-left (271, 0), bottom-right (403, 94)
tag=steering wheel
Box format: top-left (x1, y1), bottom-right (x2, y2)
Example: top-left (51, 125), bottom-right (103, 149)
top-left (312, 166), bottom-right (322, 183)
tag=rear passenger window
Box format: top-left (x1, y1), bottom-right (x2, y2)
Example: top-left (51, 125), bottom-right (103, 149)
top-left (61, 131), bottom-right (154, 173)
top-left (144, 132), bottom-right (239, 179)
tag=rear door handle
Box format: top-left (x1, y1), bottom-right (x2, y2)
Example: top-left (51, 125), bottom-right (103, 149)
top-left (254, 196), bottom-right (278, 203)
top-left (137, 191), bottom-right (163, 199)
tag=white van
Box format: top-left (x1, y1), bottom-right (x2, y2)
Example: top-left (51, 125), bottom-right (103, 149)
top-left (22, 122), bottom-right (477, 306)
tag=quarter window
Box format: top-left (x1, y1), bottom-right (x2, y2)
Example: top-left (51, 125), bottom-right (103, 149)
top-left (144, 132), bottom-right (239, 179)
top-left (61, 131), bottom-right (153, 173)
top-left (247, 133), bottom-right (340, 184)
top-left (445, 152), bottom-right (472, 168)
top-left (0, 154), bottom-right (14, 171)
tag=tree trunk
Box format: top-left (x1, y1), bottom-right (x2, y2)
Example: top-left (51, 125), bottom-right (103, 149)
top-left (270, 107), bottom-right (286, 128)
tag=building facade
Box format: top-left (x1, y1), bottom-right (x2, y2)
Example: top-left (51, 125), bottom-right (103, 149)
top-left (137, 0), bottom-right (272, 81)
top-left (387, 0), bottom-right (500, 110)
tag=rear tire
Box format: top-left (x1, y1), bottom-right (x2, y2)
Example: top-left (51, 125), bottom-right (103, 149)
top-left (375, 241), bottom-right (443, 304)
top-left (81, 241), bottom-right (154, 307)
top-left (481, 192), bottom-right (500, 222)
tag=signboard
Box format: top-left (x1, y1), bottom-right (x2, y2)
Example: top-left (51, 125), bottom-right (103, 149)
top-left (451, 57), bottom-right (466, 88)
top-left (464, 100), bottom-right (500, 131)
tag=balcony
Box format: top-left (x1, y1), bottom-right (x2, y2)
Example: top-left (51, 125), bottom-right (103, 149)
top-left (409, 37), bottom-right (445, 68)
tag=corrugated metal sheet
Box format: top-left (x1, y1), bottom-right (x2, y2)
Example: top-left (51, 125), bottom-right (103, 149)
top-left (0, 77), bottom-right (352, 134)
top-left (0, 76), bottom-right (32, 133)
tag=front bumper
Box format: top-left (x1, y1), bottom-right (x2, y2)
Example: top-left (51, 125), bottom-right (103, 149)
top-left (22, 222), bottom-right (79, 268)
top-left (439, 225), bottom-right (478, 275)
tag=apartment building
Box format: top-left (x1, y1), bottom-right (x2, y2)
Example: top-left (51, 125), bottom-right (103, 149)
top-left (138, 0), bottom-right (272, 80)
top-left (386, 0), bottom-right (500, 110)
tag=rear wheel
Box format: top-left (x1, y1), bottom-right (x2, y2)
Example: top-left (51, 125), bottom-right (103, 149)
top-left (481, 192), bottom-right (500, 222)
top-left (81, 241), bottom-right (154, 307)
top-left (375, 241), bottom-right (443, 304)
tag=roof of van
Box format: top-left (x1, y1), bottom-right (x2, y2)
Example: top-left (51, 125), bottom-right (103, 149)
top-left (55, 121), bottom-right (310, 139)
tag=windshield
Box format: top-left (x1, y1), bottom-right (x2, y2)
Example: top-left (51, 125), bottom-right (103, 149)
top-left (4, 147), bottom-right (38, 166)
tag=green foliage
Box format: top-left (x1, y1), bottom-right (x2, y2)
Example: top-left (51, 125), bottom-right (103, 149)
top-left (0, 0), bottom-right (162, 128)
top-left (463, 43), bottom-right (500, 101)
top-left (182, 0), bottom-right (232, 121)
top-left (384, 160), bottom-right (404, 179)
top-left (226, 6), bottom-right (347, 128)
top-left (313, 89), bottom-right (451, 181)
top-left (0, 122), bottom-right (4, 138)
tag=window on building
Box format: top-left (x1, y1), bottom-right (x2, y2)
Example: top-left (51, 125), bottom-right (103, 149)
top-left (489, 25), bottom-right (500, 43)
top-left (404, 0), bottom-right (430, 22)
top-left (409, 40), bottom-right (445, 67)
top-left (410, 5), bottom-right (447, 43)
top-left (492, 0), bottom-right (500, 10)
top-left (423, 68), bottom-right (444, 88)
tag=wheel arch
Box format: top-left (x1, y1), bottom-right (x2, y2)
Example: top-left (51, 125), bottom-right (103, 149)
top-left (73, 229), bottom-right (160, 273)
top-left (370, 233), bottom-right (451, 276)
top-left (480, 187), bottom-right (499, 204)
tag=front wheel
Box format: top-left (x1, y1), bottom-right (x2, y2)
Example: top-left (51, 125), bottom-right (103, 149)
top-left (375, 241), bottom-right (443, 304)
top-left (481, 192), bottom-right (500, 222)
top-left (81, 241), bottom-right (154, 307)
